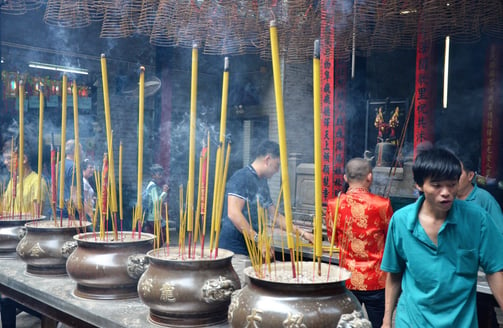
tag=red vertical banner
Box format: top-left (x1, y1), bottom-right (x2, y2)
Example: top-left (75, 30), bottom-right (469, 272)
top-left (320, 0), bottom-right (335, 202)
top-left (413, 30), bottom-right (435, 157)
top-left (333, 58), bottom-right (348, 194)
top-left (480, 44), bottom-right (501, 181)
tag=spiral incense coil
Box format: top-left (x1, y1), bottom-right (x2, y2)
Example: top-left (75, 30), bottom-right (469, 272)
top-left (0, 0), bottom-right (41, 15)
top-left (202, 0), bottom-right (248, 56)
top-left (100, 0), bottom-right (134, 38)
top-left (44, 0), bottom-right (91, 28)
top-left (149, 0), bottom-right (178, 47)
top-left (481, 0), bottom-right (503, 39)
top-left (87, 0), bottom-right (106, 21)
top-left (130, 0), bottom-right (159, 36)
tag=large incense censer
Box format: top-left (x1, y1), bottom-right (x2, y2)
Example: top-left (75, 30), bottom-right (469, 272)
top-left (228, 262), bottom-right (371, 328)
top-left (66, 231), bottom-right (155, 300)
top-left (16, 219), bottom-right (91, 275)
top-left (0, 214), bottom-right (45, 258)
top-left (137, 247), bottom-right (241, 327)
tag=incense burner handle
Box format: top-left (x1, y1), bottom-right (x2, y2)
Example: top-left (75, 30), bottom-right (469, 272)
top-left (17, 227), bottom-right (27, 240)
top-left (62, 240), bottom-right (78, 258)
top-left (127, 254), bottom-right (149, 279)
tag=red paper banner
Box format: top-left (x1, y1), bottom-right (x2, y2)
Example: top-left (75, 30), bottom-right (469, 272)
top-left (413, 31), bottom-right (435, 158)
top-left (320, 0), bottom-right (335, 202)
top-left (333, 57), bottom-right (348, 194)
top-left (480, 44), bottom-right (501, 180)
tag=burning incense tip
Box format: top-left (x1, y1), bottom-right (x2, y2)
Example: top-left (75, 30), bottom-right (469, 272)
top-left (270, 20), bottom-right (277, 27)
top-left (101, 53), bottom-right (106, 58)
top-left (140, 66), bottom-right (145, 72)
top-left (192, 42), bottom-right (198, 49)
top-left (314, 39), bottom-right (320, 58)
top-left (224, 57), bottom-right (229, 71)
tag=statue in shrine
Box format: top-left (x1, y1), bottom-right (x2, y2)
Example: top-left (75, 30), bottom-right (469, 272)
top-left (373, 106), bottom-right (400, 167)
top-left (374, 106), bottom-right (400, 144)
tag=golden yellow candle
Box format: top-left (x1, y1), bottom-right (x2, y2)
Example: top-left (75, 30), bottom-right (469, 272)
top-left (72, 80), bottom-right (82, 212)
top-left (37, 84), bottom-right (44, 214)
top-left (119, 140), bottom-right (123, 221)
top-left (59, 75), bottom-right (68, 211)
top-left (187, 43), bottom-right (198, 233)
top-left (269, 20), bottom-right (294, 250)
top-left (313, 40), bottom-right (323, 258)
top-left (18, 81), bottom-right (25, 213)
top-left (137, 67), bottom-right (145, 217)
top-left (100, 54), bottom-right (117, 213)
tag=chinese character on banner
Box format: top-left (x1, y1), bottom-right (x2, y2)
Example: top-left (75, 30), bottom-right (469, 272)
top-left (320, 0), bottom-right (335, 202)
top-left (413, 32), bottom-right (435, 158)
top-left (481, 44), bottom-right (501, 180)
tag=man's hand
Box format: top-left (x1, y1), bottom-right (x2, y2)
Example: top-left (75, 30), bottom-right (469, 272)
top-left (301, 231), bottom-right (314, 244)
top-left (162, 184), bottom-right (169, 193)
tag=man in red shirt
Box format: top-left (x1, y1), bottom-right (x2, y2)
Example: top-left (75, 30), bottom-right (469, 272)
top-left (327, 157), bottom-right (393, 328)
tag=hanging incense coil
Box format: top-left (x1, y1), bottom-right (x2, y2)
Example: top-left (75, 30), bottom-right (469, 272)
top-left (381, 0), bottom-right (418, 50)
top-left (480, 0), bottom-right (503, 39)
top-left (0, 0), bottom-right (41, 15)
top-left (149, 0), bottom-right (178, 47)
top-left (444, 0), bottom-right (481, 43)
top-left (130, 0), bottom-right (159, 36)
top-left (202, 0), bottom-right (249, 56)
top-left (100, 0), bottom-right (134, 38)
top-left (283, 1), bottom-right (321, 63)
top-left (44, 0), bottom-right (91, 28)
top-left (420, 0), bottom-right (481, 43)
top-left (174, 0), bottom-right (204, 48)
top-left (87, 0), bottom-right (106, 21)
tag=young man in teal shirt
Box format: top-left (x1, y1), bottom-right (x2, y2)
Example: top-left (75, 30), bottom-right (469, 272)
top-left (381, 147), bottom-right (503, 327)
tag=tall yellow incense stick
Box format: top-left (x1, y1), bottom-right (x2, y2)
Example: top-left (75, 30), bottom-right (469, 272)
top-left (313, 40), bottom-right (323, 262)
top-left (187, 43), bottom-right (198, 248)
top-left (100, 54), bottom-right (117, 216)
top-left (137, 67), bottom-right (145, 225)
top-left (73, 80), bottom-right (83, 218)
top-left (18, 81), bottom-right (25, 214)
top-left (37, 84), bottom-right (44, 215)
top-left (269, 20), bottom-right (295, 272)
top-left (59, 75), bottom-right (68, 213)
top-left (210, 57), bottom-right (229, 254)
top-left (119, 141), bottom-right (123, 222)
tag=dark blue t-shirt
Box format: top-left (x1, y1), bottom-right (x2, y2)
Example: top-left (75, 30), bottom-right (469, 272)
top-left (218, 165), bottom-right (273, 255)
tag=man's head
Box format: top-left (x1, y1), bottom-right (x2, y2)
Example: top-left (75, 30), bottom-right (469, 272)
top-left (150, 164), bottom-right (164, 185)
top-left (457, 153), bottom-right (477, 196)
top-left (413, 147), bottom-right (461, 214)
top-left (65, 139), bottom-right (83, 160)
top-left (82, 159), bottom-right (95, 179)
top-left (344, 157), bottom-right (372, 187)
top-left (413, 147), bottom-right (461, 187)
top-left (253, 141), bottom-right (280, 179)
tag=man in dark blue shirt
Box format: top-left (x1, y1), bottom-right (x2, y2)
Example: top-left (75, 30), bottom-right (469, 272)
top-left (219, 140), bottom-right (313, 256)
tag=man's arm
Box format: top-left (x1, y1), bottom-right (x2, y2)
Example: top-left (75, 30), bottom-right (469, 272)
top-left (227, 195), bottom-right (254, 235)
top-left (382, 272), bottom-right (402, 328)
top-left (268, 206), bottom-right (314, 243)
top-left (486, 271), bottom-right (503, 309)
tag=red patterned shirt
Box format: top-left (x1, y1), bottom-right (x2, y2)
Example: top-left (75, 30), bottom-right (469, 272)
top-left (326, 188), bottom-right (393, 291)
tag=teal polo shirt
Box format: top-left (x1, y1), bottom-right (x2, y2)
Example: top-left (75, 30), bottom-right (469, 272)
top-left (381, 196), bottom-right (503, 328)
top-left (465, 184), bottom-right (503, 234)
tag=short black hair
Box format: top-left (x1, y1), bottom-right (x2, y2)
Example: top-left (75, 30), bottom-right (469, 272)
top-left (253, 140), bottom-right (280, 159)
top-left (457, 152), bottom-right (478, 173)
top-left (413, 147), bottom-right (461, 186)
